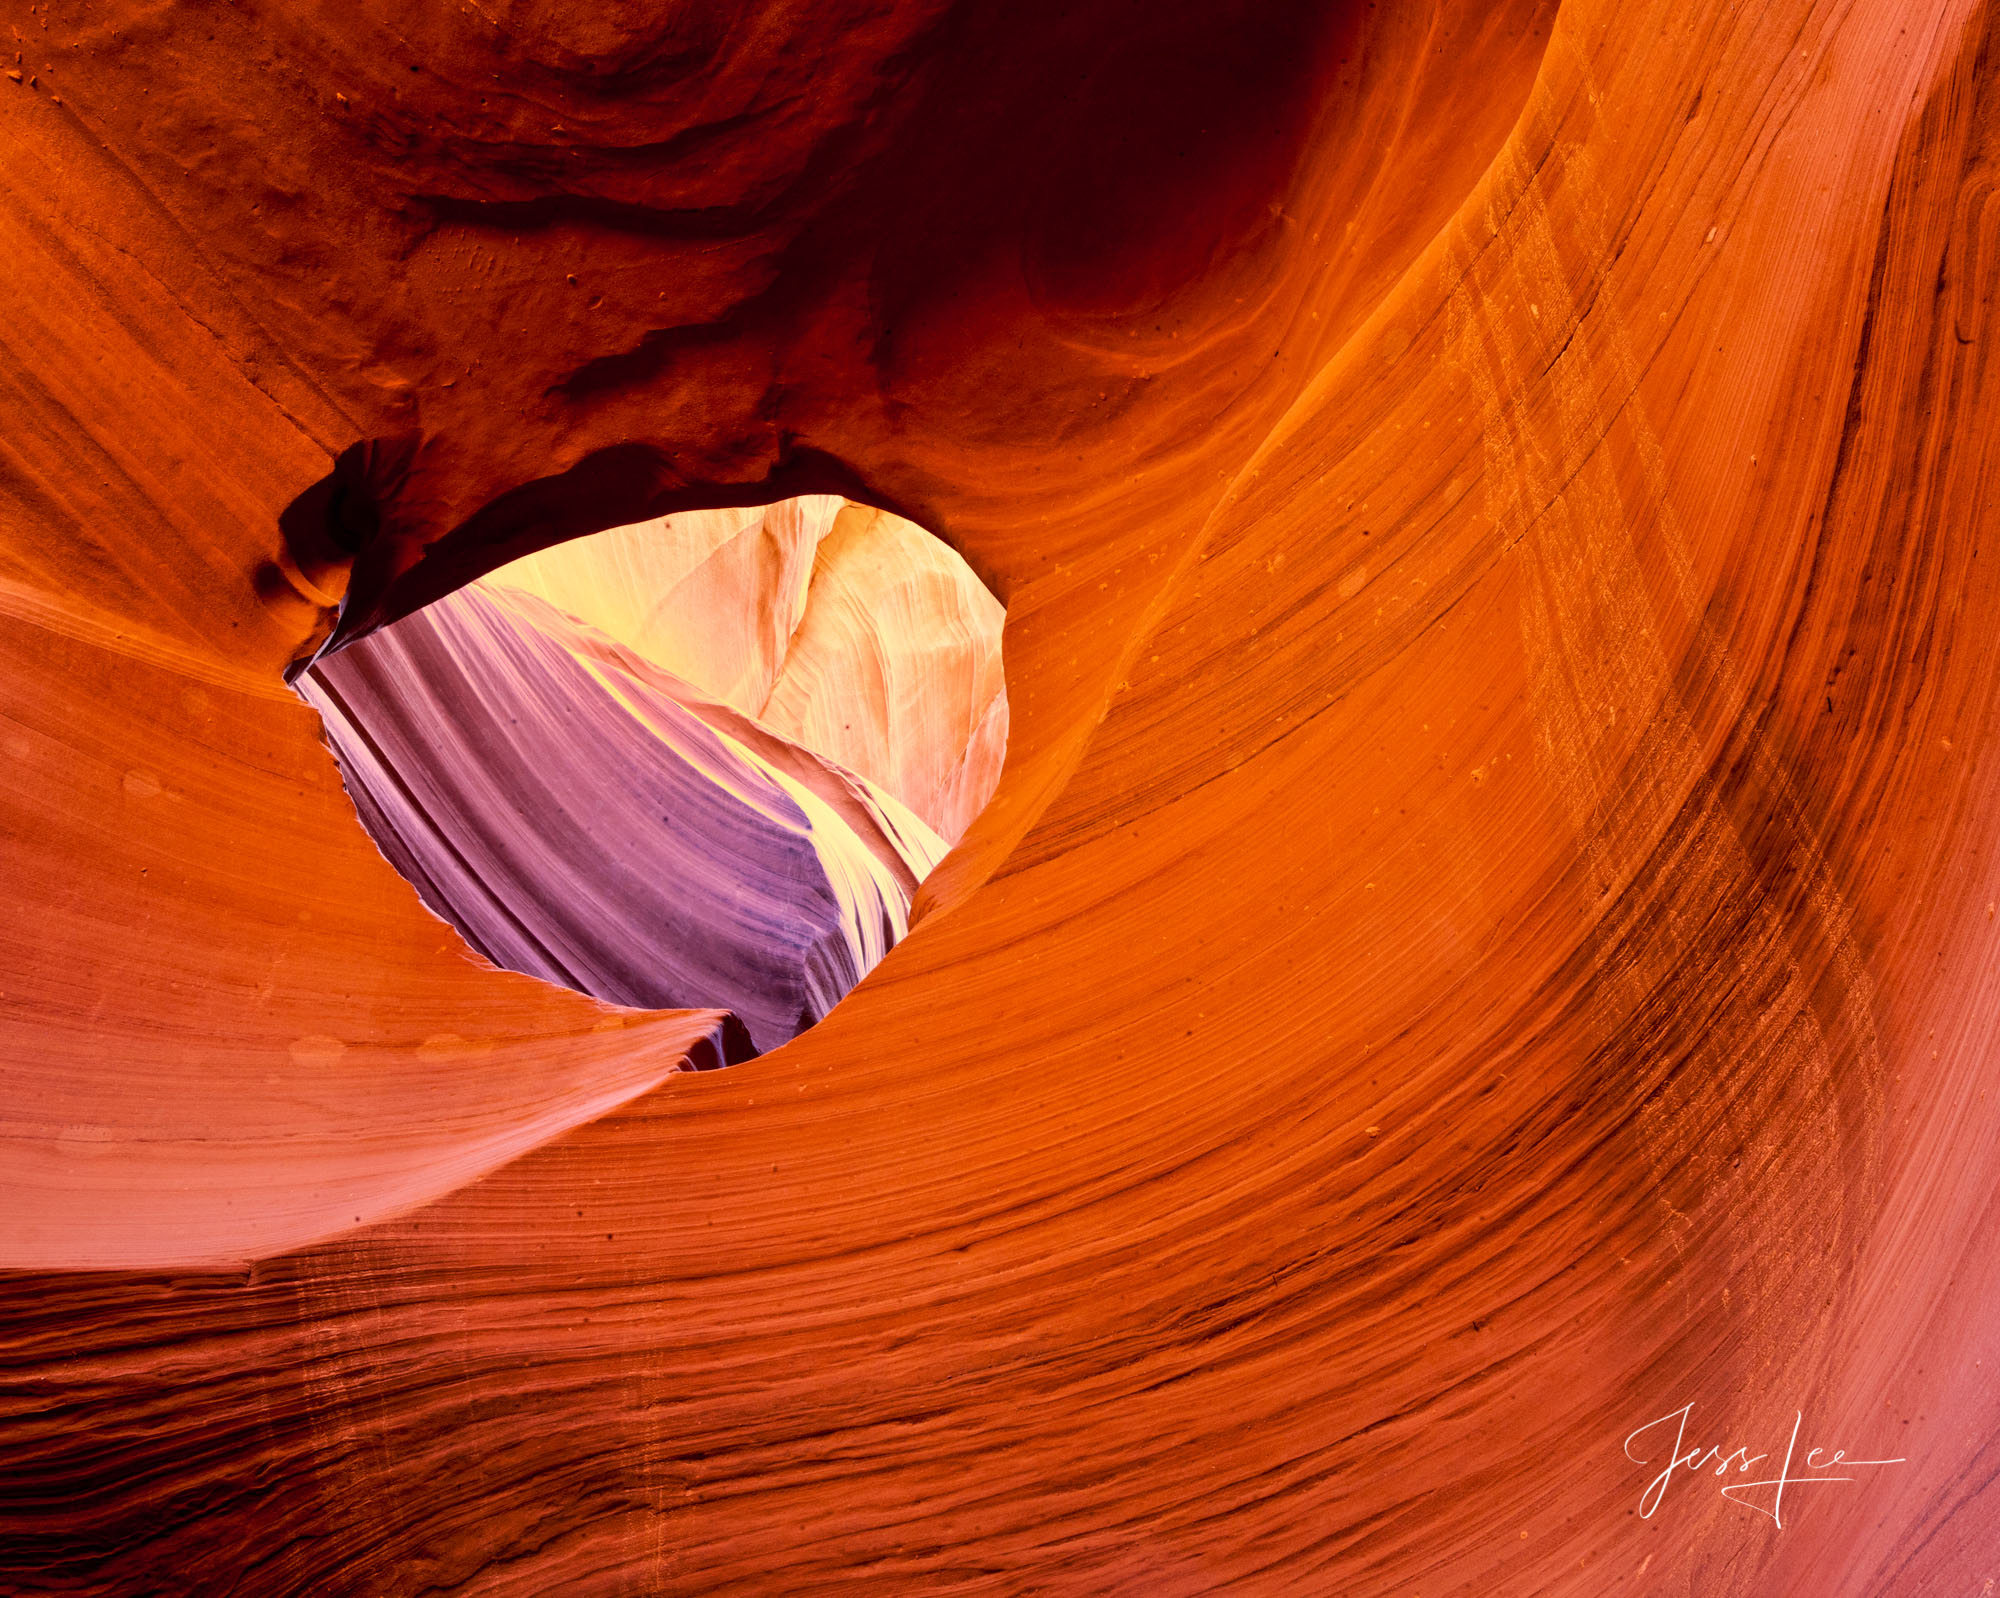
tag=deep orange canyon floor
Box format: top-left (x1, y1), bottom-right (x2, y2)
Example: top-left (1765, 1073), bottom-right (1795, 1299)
top-left (4, 0), bottom-right (2000, 1591)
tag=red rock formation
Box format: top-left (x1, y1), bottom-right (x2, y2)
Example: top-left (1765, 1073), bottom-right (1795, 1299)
top-left (5, 0), bottom-right (2000, 1590)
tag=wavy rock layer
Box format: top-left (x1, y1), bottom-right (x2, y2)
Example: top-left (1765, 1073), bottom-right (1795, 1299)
top-left (299, 499), bottom-right (999, 1052)
top-left (4, 0), bottom-right (2000, 1593)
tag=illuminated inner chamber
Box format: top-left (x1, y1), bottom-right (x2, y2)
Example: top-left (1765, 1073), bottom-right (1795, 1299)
top-left (298, 497), bottom-right (1007, 1062)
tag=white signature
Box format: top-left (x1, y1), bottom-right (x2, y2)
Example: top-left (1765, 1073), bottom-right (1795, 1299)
top-left (1625, 1403), bottom-right (1905, 1528)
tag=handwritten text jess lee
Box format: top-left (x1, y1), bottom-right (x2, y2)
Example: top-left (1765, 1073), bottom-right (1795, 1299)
top-left (1625, 1404), bottom-right (1905, 1528)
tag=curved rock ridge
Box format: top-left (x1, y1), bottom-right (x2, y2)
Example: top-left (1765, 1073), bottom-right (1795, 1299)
top-left (300, 498), bottom-right (1001, 1053)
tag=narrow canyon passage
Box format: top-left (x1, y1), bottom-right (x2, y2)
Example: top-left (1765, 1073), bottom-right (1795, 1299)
top-left (298, 497), bottom-right (1005, 1057)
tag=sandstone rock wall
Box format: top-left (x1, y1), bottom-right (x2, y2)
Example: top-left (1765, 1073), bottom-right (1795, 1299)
top-left (3, 0), bottom-right (1997, 1590)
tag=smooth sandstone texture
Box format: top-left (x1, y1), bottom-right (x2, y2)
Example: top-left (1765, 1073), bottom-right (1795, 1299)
top-left (4, 0), bottom-right (2000, 1594)
top-left (479, 496), bottom-right (1009, 842)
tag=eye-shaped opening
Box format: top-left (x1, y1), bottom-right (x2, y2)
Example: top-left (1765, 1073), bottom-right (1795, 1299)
top-left (296, 496), bottom-right (1007, 1063)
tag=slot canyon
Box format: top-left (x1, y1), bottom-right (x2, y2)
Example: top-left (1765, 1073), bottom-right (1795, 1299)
top-left (298, 497), bottom-right (1007, 1060)
top-left (3, 0), bottom-right (1999, 1591)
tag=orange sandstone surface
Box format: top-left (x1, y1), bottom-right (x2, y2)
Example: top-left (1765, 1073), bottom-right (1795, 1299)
top-left (4, 0), bottom-right (2000, 1590)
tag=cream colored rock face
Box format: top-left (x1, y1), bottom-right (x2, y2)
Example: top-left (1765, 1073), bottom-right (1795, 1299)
top-left (484, 498), bottom-right (1009, 844)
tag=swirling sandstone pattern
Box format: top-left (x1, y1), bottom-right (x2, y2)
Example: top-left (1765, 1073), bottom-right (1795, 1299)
top-left (4, 0), bottom-right (1999, 1592)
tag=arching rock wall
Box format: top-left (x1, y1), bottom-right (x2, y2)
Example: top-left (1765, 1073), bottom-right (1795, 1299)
top-left (4, 0), bottom-right (1999, 1591)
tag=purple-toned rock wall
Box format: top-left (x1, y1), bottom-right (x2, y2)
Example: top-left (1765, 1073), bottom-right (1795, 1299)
top-left (303, 577), bottom-right (955, 1055)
